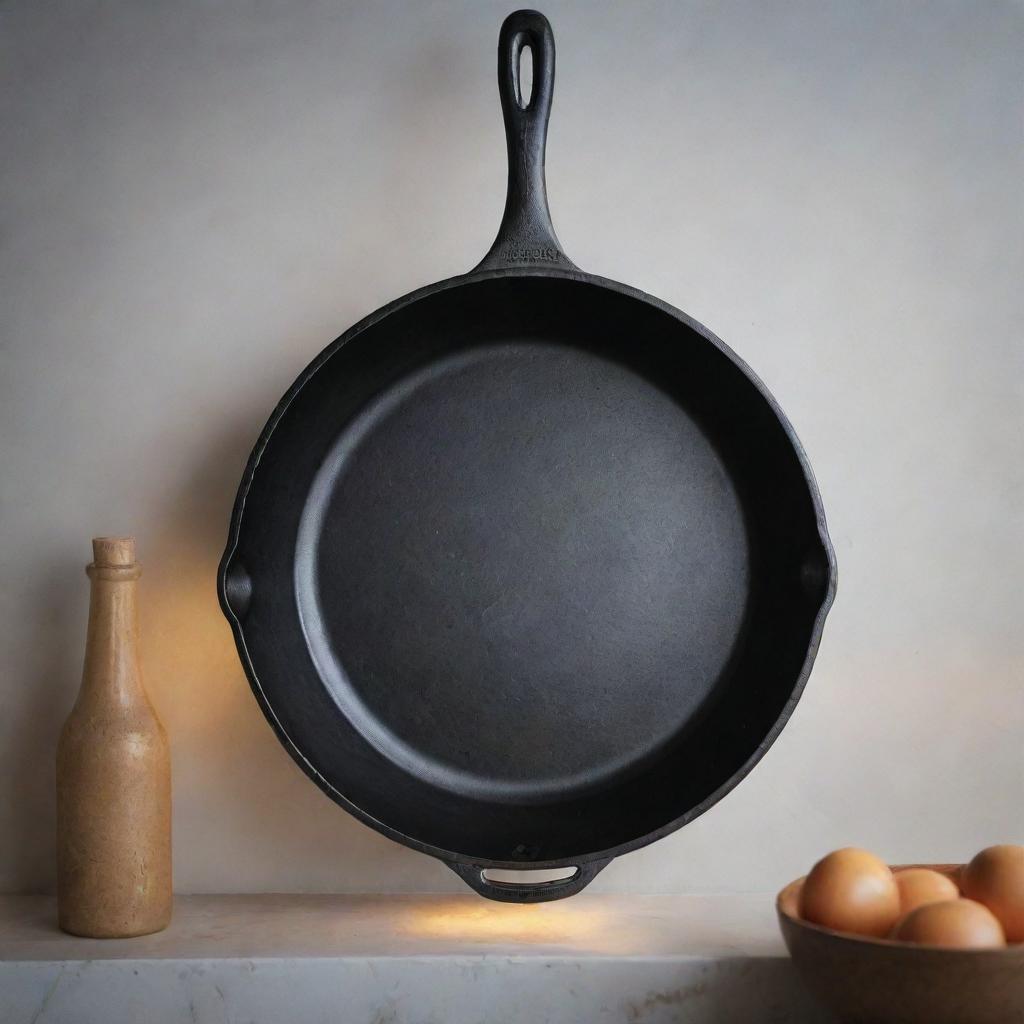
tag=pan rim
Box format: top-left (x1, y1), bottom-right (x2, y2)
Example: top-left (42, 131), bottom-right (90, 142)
top-left (218, 265), bottom-right (837, 870)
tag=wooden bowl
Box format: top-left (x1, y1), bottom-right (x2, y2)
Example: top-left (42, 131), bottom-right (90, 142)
top-left (777, 865), bottom-right (1024, 1024)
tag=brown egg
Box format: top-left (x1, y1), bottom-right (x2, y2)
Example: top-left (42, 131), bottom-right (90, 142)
top-left (799, 848), bottom-right (900, 937)
top-left (892, 898), bottom-right (1006, 948)
top-left (961, 845), bottom-right (1024, 942)
top-left (894, 868), bottom-right (960, 914)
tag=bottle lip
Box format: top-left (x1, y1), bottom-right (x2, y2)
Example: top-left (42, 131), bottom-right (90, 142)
top-left (87, 563), bottom-right (141, 582)
top-left (91, 536), bottom-right (136, 569)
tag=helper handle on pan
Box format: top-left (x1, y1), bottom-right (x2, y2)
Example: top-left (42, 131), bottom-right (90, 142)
top-left (474, 10), bottom-right (575, 272)
top-left (446, 859), bottom-right (611, 904)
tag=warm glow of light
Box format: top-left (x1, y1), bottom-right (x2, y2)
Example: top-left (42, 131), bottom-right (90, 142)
top-left (141, 550), bottom-right (249, 736)
top-left (402, 898), bottom-right (622, 949)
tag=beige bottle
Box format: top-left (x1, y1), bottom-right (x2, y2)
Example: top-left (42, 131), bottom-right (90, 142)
top-left (56, 537), bottom-right (171, 937)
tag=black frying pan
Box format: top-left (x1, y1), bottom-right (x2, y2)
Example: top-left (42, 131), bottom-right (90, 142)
top-left (219, 10), bottom-right (836, 903)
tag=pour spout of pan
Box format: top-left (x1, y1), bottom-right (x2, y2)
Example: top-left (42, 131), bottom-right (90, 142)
top-left (220, 557), bottom-right (253, 623)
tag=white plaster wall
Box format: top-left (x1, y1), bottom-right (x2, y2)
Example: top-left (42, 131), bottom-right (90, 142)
top-left (2, 0), bottom-right (1021, 895)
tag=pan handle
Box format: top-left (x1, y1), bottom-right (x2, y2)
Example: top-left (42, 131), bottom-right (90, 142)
top-left (446, 858), bottom-right (610, 903)
top-left (473, 10), bottom-right (575, 272)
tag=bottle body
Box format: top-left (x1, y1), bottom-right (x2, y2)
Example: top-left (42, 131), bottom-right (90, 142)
top-left (56, 537), bottom-right (171, 938)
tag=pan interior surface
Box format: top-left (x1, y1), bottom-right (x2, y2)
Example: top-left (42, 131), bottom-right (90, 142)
top-left (228, 276), bottom-right (832, 862)
top-left (296, 341), bottom-right (751, 803)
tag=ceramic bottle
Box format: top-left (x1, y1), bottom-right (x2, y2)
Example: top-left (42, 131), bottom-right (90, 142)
top-left (56, 536), bottom-right (171, 937)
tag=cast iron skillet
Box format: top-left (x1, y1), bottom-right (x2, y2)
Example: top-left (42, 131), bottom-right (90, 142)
top-left (219, 10), bottom-right (836, 902)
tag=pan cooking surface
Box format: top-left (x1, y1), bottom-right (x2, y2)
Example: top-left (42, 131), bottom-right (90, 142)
top-left (296, 342), bottom-right (750, 802)
top-left (224, 275), bottom-right (833, 882)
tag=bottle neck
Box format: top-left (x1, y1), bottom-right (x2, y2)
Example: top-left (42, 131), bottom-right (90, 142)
top-left (78, 563), bottom-right (145, 710)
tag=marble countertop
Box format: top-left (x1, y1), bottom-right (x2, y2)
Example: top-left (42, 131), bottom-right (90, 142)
top-left (0, 893), bottom-right (827, 1023)
top-left (0, 891), bottom-right (789, 961)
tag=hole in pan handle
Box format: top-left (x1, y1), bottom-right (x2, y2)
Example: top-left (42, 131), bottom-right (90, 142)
top-left (446, 858), bottom-right (612, 903)
top-left (474, 10), bottom-right (576, 273)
